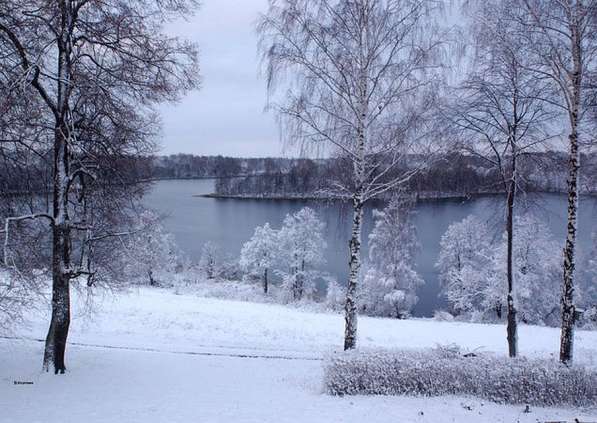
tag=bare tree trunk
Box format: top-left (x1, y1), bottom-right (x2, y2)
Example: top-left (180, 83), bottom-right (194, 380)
top-left (505, 155), bottom-right (518, 358)
top-left (43, 11), bottom-right (73, 373)
top-left (148, 269), bottom-right (156, 286)
top-left (43, 124), bottom-right (72, 374)
top-left (344, 190), bottom-right (363, 350)
top-left (298, 259), bottom-right (305, 299)
top-left (263, 267), bottom-right (268, 294)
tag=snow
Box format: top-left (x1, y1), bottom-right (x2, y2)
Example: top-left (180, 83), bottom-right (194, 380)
top-left (1, 287), bottom-right (596, 422)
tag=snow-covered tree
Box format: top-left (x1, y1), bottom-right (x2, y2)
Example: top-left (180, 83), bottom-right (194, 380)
top-left (259, 0), bottom-right (448, 350)
top-left (121, 211), bottom-right (182, 287)
top-left (513, 0), bottom-right (597, 364)
top-left (486, 215), bottom-right (561, 326)
top-left (0, 0), bottom-right (199, 374)
top-left (361, 198), bottom-right (423, 318)
top-left (437, 215), bottom-right (493, 316)
top-left (439, 213), bottom-right (564, 327)
top-left (446, 0), bottom-right (556, 357)
top-left (200, 242), bottom-right (221, 280)
top-left (277, 207), bottom-right (326, 301)
top-left (240, 223), bottom-right (279, 294)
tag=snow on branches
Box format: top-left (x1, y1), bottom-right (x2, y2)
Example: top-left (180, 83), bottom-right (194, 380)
top-left (437, 214), bottom-right (563, 325)
top-left (240, 207), bottom-right (327, 302)
top-left (360, 197), bottom-right (423, 318)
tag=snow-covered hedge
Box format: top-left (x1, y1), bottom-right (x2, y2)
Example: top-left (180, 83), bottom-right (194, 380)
top-left (324, 347), bottom-right (597, 407)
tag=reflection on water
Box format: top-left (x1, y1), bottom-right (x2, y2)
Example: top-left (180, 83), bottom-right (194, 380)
top-left (143, 179), bottom-right (597, 317)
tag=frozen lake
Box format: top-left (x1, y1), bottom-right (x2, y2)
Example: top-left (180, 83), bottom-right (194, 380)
top-left (143, 179), bottom-right (597, 317)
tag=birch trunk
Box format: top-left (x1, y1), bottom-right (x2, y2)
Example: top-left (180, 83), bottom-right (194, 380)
top-left (560, 14), bottom-right (582, 364)
top-left (560, 125), bottom-right (580, 364)
top-left (344, 46), bottom-right (368, 350)
top-left (343, 191), bottom-right (363, 350)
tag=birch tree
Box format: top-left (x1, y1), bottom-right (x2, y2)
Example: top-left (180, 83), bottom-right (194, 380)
top-left (448, 0), bottom-right (554, 357)
top-left (514, 0), bottom-right (597, 363)
top-left (259, 0), bottom-right (447, 350)
top-left (0, 0), bottom-right (199, 373)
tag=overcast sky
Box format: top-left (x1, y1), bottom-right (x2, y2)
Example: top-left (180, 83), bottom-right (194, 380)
top-left (159, 0), bottom-right (283, 158)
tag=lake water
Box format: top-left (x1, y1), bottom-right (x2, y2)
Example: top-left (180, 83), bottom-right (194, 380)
top-left (143, 179), bottom-right (597, 317)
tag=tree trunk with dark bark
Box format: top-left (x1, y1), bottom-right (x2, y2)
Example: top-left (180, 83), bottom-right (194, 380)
top-left (43, 123), bottom-right (72, 374)
top-left (263, 267), bottom-right (268, 294)
top-left (505, 156), bottom-right (518, 358)
top-left (560, 129), bottom-right (580, 364)
top-left (560, 16), bottom-right (583, 364)
top-left (344, 191), bottom-right (363, 350)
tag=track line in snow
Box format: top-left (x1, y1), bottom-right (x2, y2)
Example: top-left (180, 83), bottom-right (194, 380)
top-left (0, 336), bottom-right (323, 361)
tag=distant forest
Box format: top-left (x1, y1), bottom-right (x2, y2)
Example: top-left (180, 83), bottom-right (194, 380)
top-left (3, 151), bottom-right (595, 200)
top-left (154, 152), bottom-right (597, 200)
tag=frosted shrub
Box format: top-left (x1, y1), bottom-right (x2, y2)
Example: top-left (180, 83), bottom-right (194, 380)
top-left (325, 277), bottom-right (345, 311)
top-left (433, 310), bottom-right (455, 322)
top-left (324, 348), bottom-right (597, 407)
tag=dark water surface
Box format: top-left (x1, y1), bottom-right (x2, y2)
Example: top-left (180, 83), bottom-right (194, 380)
top-left (143, 179), bottom-right (597, 317)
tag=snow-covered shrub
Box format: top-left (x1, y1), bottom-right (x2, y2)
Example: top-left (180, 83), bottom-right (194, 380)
top-left (218, 254), bottom-right (243, 281)
top-left (324, 348), bottom-right (597, 407)
top-left (433, 310), bottom-right (455, 322)
top-left (360, 197), bottom-right (423, 318)
top-left (325, 277), bottom-right (345, 311)
top-left (276, 207), bottom-right (326, 302)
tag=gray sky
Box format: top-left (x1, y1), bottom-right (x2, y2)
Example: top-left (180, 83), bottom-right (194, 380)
top-left (159, 0), bottom-right (283, 157)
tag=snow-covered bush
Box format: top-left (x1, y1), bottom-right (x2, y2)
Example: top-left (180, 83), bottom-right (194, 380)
top-left (360, 197), bottom-right (423, 318)
top-left (239, 223), bottom-right (278, 293)
top-left (276, 207), bottom-right (326, 302)
top-left (324, 348), bottom-right (597, 407)
top-left (433, 310), bottom-right (455, 322)
top-left (325, 277), bottom-right (345, 311)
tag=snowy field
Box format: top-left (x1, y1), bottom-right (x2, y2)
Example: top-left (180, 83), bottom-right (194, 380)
top-left (1, 287), bottom-right (596, 422)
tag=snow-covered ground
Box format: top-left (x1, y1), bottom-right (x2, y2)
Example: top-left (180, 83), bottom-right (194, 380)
top-left (1, 287), bottom-right (596, 422)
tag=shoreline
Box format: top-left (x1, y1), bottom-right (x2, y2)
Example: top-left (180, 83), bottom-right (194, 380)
top-left (196, 190), bottom-right (597, 202)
